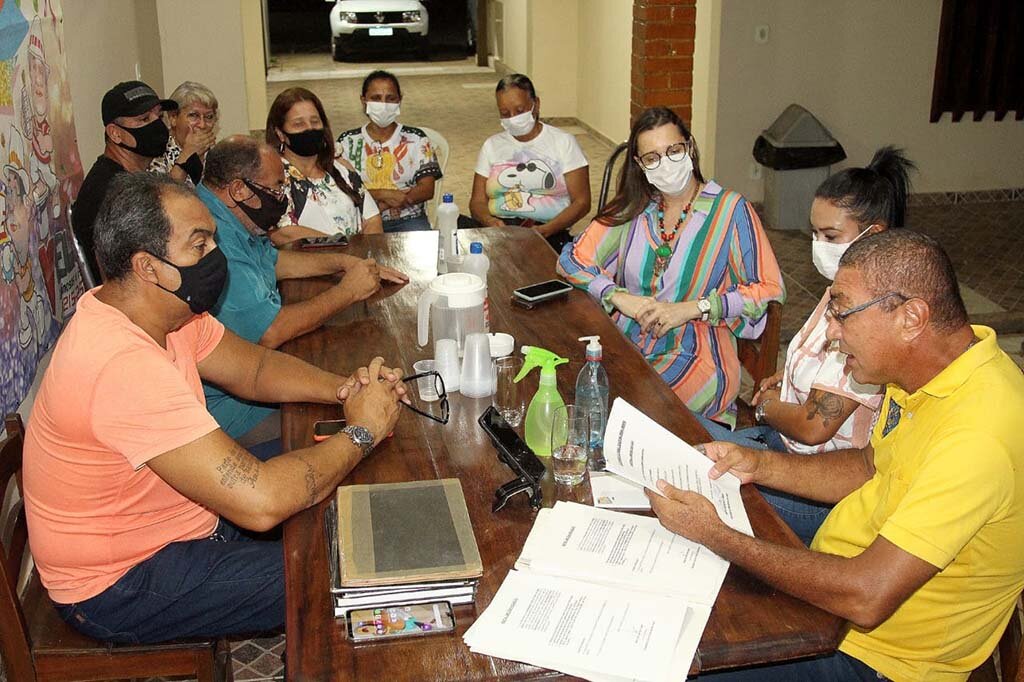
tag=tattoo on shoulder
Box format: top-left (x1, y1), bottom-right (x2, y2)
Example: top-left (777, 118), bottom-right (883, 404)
top-left (216, 445), bottom-right (260, 490)
top-left (295, 452), bottom-right (319, 507)
top-left (806, 390), bottom-right (845, 425)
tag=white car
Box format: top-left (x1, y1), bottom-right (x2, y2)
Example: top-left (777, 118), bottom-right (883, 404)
top-left (329, 0), bottom-right (429, 61)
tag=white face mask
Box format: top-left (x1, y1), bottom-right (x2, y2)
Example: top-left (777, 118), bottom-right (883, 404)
top-left (643, 153), bottom-right (693, 196)
top-left (812, 226), bottom-right (873, 280)
top-left (366, 101), bottom-right (400, 128)
top-left (500, 108), bottom-right (536, 137)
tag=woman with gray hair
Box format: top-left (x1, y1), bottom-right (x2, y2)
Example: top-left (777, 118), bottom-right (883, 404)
top-left (149, 80), bottom-right (219, 186)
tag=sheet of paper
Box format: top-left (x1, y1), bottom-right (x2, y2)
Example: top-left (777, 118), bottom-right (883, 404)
top-left (516, 502), bottom-right (728, 606)
top-left (603, 398), bottom-right (753, 536)
top-left (463, 571), bottom-right (691, 682)
top-left (590, 471), bottom-right (652, 510)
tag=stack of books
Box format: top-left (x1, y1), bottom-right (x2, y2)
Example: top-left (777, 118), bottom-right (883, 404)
top-left (326, 479), bottom-right (483, 617)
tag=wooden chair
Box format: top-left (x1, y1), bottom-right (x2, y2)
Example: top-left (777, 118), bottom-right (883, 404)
top-left (737, 299), bottom-right (783, 400)
top-left (596, 142), bottom-right (628, 214)
top-left (0, 414), bottom-right (232, 682)
top-left (970, 599), bottom-right (1024, 682)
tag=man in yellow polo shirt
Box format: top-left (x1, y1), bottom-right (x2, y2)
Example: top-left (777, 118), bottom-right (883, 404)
top-left (649, 230), bottom-right (1024, 681)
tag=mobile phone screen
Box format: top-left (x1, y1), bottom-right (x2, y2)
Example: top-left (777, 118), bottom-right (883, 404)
top-left (347, 602), bottom-right (456, 642)
top-left (313, 419), bottom-right (347, 440)
top-left (514, 279), bottom-right (572, 301)
top-left (299, 234), bottom-right (349, 248)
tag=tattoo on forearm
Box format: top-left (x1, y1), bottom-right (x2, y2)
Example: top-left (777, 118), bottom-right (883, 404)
top-left (295, 453), bottom-right (319, 507)
top-left (806, 390), bottom-right (844, 425)
top-left (216, 445), bottom-right (260, 489)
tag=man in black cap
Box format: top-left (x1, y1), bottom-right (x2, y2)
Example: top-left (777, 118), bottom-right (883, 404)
top-left (71, 81), bottom-right (178, 282)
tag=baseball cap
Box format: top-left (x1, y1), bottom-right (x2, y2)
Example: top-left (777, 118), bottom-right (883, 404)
top-left (101, 81), bottom-right (178, 125)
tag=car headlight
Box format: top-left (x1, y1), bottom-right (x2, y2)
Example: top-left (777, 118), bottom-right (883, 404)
top-left (402, 10), bottom-right (421, 22)
top-left (339, 11), bottom-right (358, 23)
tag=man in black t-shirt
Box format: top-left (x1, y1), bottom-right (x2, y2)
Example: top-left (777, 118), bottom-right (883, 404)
top-left (72, 81), bottom-right (178, 282)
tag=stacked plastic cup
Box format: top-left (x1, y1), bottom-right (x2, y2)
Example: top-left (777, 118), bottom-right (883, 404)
top-left (459, 333), bottom-right (494, 398)
top-left (434, 338), bottom-right (461, 393)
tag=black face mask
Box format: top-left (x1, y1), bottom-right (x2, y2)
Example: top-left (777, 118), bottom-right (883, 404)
top-left (115, 118), bottom-right (170, 158)
top-left (235, 179), bottom-right (289, 232)
top-left (152, 247), bottom-right (228, 315)
top-left (283, 128), bottom-right (327, 157)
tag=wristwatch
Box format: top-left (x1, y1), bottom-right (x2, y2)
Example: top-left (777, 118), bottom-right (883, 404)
top-left (755, 399), bottom-right (774, 424)
top-left (696, 297), bottom-right (712, 322)
top-left (341, 425), bottom-right (375, 459)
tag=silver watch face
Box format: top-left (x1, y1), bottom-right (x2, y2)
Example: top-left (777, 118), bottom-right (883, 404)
top-left (343, 425), bottom-right (374, 450)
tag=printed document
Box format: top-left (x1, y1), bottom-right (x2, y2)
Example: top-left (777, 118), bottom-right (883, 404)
top-left (516, 502), bottom-right (728, 606)
top-left (604, 398), bottom-right (753, 536)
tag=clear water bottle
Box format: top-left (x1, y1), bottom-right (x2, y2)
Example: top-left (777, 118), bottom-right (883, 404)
top-left (461, 242), bottom-right (490, 331)
top-left (574, 335), bottom-right (609, 470)
top-left (437, 193), bottom-right (461, 271)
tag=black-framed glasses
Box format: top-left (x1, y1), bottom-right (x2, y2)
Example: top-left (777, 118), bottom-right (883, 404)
top-left (242, 178), bottom-right (287, 202)
top-left (401, 371), bottom-right (450, 424)
top-left (637, 141), bottom-right (689, 171)
top-left (825, 292), bottom-right (907, 326)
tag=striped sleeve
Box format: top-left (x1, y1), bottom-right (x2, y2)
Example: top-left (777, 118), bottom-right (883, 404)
top-left (556, 218), bottom-right (630, 312)
top-left (711, 196), bottom-right (786, 339)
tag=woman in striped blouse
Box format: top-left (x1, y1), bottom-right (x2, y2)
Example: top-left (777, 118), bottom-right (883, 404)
top-left (557, 107), bottom-right (785, 427)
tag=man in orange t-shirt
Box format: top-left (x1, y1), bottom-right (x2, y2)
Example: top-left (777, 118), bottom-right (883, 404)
top-left (24, 172), bottom-right (406, 643)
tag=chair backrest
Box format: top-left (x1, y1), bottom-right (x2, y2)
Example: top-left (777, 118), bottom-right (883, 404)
top-left (67, 204), bottom-right (99, 289)
top-left (736, 300), bottom-right (783, 394)
top-left (597, 142), bottom-right (629, 214)
top-left (998, 600), bottom-right (1024, 682)
top-left (419, 126), bottom-right (450, 228)
top-left (0, 414), bottom-right (34, 681)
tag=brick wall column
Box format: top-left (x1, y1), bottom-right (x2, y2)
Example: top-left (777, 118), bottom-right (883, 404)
top-left (631, 0), bottom-right (697, 125)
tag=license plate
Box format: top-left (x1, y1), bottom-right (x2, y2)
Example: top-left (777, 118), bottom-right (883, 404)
top-left (369, 27), bottom-right (393, 36)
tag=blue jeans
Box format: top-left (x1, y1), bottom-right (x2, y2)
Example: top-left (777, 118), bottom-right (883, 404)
top-left (383, 214), bottom-right (432, 232)
top-left (55, 519), bottom-right (284, 643)
top-left (695, 413), bottom-right (832, 546)
top-left (698, 651), bottom-right (885, 681)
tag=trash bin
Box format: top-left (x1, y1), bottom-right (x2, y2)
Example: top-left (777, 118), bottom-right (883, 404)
top-left (753, 104), bottom-right (846, 231)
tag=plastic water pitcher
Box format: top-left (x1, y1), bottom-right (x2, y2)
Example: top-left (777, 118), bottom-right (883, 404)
top-left (416, 272), bottom-right (486, 356)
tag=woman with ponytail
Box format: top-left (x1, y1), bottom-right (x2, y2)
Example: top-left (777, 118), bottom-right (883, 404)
top-left (698, 145), bottom-right (916, 544)
top-left (266, 87), bottom-right (383, 238)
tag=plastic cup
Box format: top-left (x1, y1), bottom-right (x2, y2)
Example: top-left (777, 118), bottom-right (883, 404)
top-left (492, 356), bottom-right (525, 427)
top-left (551, 405), bottom-right (590, 486)
top-left (434, 338), bottom-right (460, 393)
top-left (412, 359), bottom-right (439, 402)
top-left (460, 333), bottom-right (494, 398)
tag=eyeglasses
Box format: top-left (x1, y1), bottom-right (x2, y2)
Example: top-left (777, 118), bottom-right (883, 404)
top-left (185, 111), bottom-right (218, 124)
top-left (401, 371), bottom-right (450, 424)
top-left (636, 141), bottom-right (689, 171)
top-left (825, 292), bottom-right (907, 325)
top-left (242, 178), bottom-right (288, 202)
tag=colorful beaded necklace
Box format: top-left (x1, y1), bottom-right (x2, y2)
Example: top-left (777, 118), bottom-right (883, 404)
top-left (653, 185), bottom-right (700, 276)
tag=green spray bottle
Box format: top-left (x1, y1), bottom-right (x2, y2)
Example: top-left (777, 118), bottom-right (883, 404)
top-left (514, 345), bottom-right (569, 456)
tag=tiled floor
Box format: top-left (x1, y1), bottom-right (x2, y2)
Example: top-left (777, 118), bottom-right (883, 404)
top-left (120, 58), bottom-right (1024, 682)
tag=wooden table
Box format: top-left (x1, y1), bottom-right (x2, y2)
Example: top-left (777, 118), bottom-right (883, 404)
top-left (280, 228), bottom-right (842, 681)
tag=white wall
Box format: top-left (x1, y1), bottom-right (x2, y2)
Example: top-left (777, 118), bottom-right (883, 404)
top-left (577, 0), bottom-right (632, 144)
top-left (710, 0), bottom-right (1024, 201)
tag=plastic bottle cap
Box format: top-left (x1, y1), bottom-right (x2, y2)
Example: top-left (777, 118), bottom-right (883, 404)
top-left (487, 333), bottom-right (514, 357)
top-left (442, 193), bottom-right (454, 203)
top-left (470, 242), bottom-right (483, 254)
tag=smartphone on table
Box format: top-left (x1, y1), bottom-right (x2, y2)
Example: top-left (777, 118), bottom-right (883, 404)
top-left (313, 418), bottom-right (347, 442)
top-left (346, 601), bottom-right (456, 643)
top-left (512, 279), bottom-right (573, 303)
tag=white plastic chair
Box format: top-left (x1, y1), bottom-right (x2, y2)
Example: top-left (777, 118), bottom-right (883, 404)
top-left (419, 126), bottom-right (449, 229)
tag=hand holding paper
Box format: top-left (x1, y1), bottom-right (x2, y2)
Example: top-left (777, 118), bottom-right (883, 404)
top-left (603, 399), bottom-right (753, 536)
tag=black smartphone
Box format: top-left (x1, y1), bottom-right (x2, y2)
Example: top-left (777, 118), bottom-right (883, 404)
top-left (479, 406), bottom-right (546, 480)
top-left (512, 279), bottom-right (573, 303)
top-left (346, 601), bottom-right (456, 643)
top-left (313, 418), bottom-right (347, 442)
top-left (297, 234), bottom-right (350, 249)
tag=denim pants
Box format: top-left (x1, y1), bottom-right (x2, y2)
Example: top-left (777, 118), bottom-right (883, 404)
top-left (383, 214), bottom-right (432, 232)
top-left (695, 413), bottom-right (832, 546)
top-left (55, 518), bottom-right (284, 643)
top-left (698, 651), bottom-right (885, 681)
